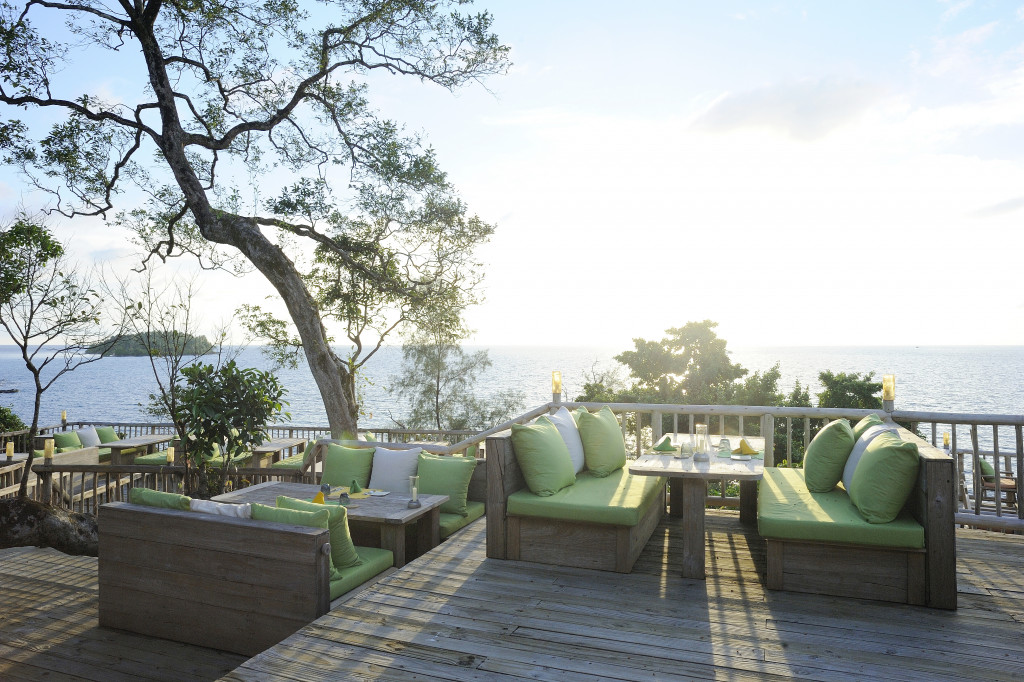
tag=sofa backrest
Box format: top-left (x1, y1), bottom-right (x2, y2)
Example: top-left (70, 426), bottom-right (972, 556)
top-left (484, 432), bottom-right (525, 559)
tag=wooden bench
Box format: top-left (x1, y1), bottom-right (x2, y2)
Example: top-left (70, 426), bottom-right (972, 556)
top-left (762, 427), bottom-right (957, 609)
top-left (98, 501), bottom-right (333, 656)
top-left (485, 432), bottom-right (664, 573)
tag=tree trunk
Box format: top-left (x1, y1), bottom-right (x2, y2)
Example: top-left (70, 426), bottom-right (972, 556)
top-left (0, 498), bottom-right (98, 556)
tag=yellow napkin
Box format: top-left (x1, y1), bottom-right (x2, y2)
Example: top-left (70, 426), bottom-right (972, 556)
top-left (732, 439), bottom-right (759, 456)
top-left (311, 491), bottom-right (325, 504)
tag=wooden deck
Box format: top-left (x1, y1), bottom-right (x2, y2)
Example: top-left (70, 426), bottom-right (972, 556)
top-left (0, 546), bottom-right (245, 680)
top-left (228, 512), bottom-right (1024, 681)
top-left (1, 513), bottom-right (1022, 680)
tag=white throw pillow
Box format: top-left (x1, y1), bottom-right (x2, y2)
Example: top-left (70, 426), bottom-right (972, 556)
top-left (841, 423), bottom-right (899, 492)
top-left (190, 499), bottom-right (252, 518)
top-left (368, 446), bottom-right (422, 492)
top-left (75, 426), bottom-right (101, 448)
top-left (546, 406), bottom-right (586, 474)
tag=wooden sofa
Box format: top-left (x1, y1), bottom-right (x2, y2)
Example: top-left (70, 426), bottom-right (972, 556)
top-left (759, 427), bottom-right (956, 609)
top-left (98, 500), bottom-right (388, 656)
top-left (485, 432), bottom-right (664, 573)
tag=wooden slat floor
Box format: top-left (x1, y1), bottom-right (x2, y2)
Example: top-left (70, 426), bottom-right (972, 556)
top-left (0, 546), bottom-right (245, 681)
top-left (228, 512), bottom-right (1024, 681)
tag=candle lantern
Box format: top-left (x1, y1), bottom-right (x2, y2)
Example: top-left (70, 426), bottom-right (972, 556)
top-left (551, 371), bottom-right (562, 403)
top-left (882, 374), bottom-right (895, 412)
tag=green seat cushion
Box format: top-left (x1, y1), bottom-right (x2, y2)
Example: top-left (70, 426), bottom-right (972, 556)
top-left (271, 440), bottom-right (315, 469)
top-left (418, 453), bottom-right (476, 516)
top-left (507, 469), bottom-right (664, 526)
top-left (852, 414), bottom-right (884, 440)
top-left (53, 431), bottom-right (83, 450)
top-left (439, 501), bottom-right (485, 539)
top-left (576, 406), bottom-right (627, 477)
top-left (847, 432), bottom-right (921, 524)
top-left (330, 546), bottom-right (393, 600)
top-left (803, 419), bottom-right (855, 492)
top-left (757, 467), bottom-right (923, 548)
top-left (95, 427), bottom-right (120, 444)
top-left (251, 503), bottom-right (341, 581)
top-left (207, 452), bottom-right (252, 468)
top-left (128, 487), bottom-right (191, 511)
top-left (510, 416), bottom-right (576, 496)
top-left (133, 451), bottom-right (172, 465)
top-left (321, 444), bottom-right (375, 489)
top-left (97, 447), bottom-right (111, 461)
top-left (277, 495), bottom-right (362, 569)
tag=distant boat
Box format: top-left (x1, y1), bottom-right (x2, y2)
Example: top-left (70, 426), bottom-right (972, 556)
top-left (0, 388), bottom-right (17, 393)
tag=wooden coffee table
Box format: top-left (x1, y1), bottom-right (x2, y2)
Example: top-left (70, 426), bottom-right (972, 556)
top-left (212, 481), bottom-right (448, 567)
top-left (629, 452), bottom-right (764, 579)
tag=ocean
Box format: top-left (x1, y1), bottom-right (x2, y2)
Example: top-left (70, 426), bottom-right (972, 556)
top-left (1, 344), bottom-right (1021, 429)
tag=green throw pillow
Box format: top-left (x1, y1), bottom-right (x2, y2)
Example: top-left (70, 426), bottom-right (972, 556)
top-left (510, 416), bottom-right (576, 496)
top-left (128, 487), bottom-right (191, 511)
top-left (848, 432), bottom-right (921, 524)
top-left (418, 453), bottom-right (476, 516)
top-left (852, 414), bottom-right (884, 441)
top-left (978, 458), bottom-right (995, 479)
top-left (321, 444), bottom-right (375, 489)
top-left (53, 431), bottom-right (82, 450)
top-left (576, 406), bottom-right (627, 477)
top-left (803, 419), bottom-right (855, 492)
top-left (95, 426), bottom-right (120, 444)
top-left (251, 503), bottom-right (342, 580)
top-left (276, 495), bottom-right (362, 569)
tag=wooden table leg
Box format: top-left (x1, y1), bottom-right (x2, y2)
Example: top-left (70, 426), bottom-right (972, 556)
top-left (416, 507), bottom-right (441, 556)
top-left (380, 524), bottom-right (406, 568)
top-left (669, 477), bottom-right (685, 517)
top-left (739, 479), bottom-right (758, 525)
top-left (681, 477), bottom-right (706, 580)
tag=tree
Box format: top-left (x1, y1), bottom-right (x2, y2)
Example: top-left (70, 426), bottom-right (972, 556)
top-left (0, 218), bottom-right (124, 495)
top-left (0, 0), bottom-right (509, 438)
top-left (0, 405), bottom-right (25, 434)
top-left (174, 360), bottom-right (287, 497)
top-left (389, 323), bottom-right (524, 431)
top-left (816, 371), bottom-right (882, 410)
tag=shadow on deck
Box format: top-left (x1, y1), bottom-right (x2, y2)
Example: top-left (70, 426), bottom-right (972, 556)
top-left (1, 512), bottom-right (1022, 680)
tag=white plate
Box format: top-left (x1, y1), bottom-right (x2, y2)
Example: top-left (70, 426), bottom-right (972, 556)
top-left (365, 490), bottom-right (390, 496)
top-left (731, 454), bottom-right (752, 461)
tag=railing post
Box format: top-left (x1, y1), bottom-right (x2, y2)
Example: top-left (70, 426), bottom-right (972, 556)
top-left (762, 414), bottom-right (774, 467)
top-left (651, 411), bottom-right (662, 444)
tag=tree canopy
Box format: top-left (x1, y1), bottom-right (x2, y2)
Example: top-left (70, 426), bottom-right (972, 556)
top-left (0, 0), bottom-right (509, 436)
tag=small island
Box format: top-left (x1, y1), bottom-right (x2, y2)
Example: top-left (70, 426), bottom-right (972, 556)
top-left (90, 332), bottom-right (214, 357)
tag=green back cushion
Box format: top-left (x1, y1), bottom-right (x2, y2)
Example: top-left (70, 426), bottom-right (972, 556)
top-left (53, 431), bottom-right (82, 450)
top-left (276, 496), bottom-right (362, 569)
top-left (576, 406), bottom-right (627, 477)
top-left (128, 487), bottom-right (191, 511)
top-left (251, 503), bottom-right (342, 580)
top-left (847, 432), bottom-right (921, 524)
top-left (418, 453), bottom-right (477, 516)
top-left (803, 419), bottom-right (855, 492)
top-left (852, 413), bottom-right (884, 440)
top-left (979, 458), bottom-right (995, 479)
top-left (321, 444), bottom-right (375, 489)
top-left (95, 426), bottom-right (119, 443)
top-left (510, 416), bottom-right (576, 496)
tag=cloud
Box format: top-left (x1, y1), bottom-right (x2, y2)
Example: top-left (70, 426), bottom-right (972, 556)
top-left (971, 195), bottom-right (1024, 218)
top-left (690, 77), bottom-right (886, 140)
top-left (941, 0), bottom-right (974, 22)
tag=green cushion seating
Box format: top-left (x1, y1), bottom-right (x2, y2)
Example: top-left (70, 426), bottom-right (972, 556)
top-left (418, 453), bottom-right (476, 516)
top-left (330, 546), bottom-right (393, 600)
top-left (439, 501), bottom-right (485, 539)
top-left (575, 406), bottom-right (627, 477)
top-left (321, 444), bottom-right (375, 488)
top-left (251, 503), bottom-right (342, 581)
top-left (803, 419), bottom-right (856, 492)
top-left (847, 432), bottom-right (921, 524)
top-left (95, 426), bottom-right (120, 444)
top-left (276, 495), bottom-right (362, 569)
top-left (133, 451), bottom-right (172, 465)
top-left (510, 416), bottom-right (576, 496)
top-left (852, 413), bottom-right (885, 440)
top-left (978, 458), bottom-right (995, 479)
top-left (758, 467), bottom-right (923, 549)
top-left (507, 468), bottom-right (665, 526)
top-left (128, 487), bottom-right (191, 511)
top-left (53, 431), bottom-right (83, 451)
top-left (272, 440), bottom-right (316, 469)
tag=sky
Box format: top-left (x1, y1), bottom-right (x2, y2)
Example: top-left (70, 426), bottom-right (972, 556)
top-left (2, 0), bottom-right (1024, 350)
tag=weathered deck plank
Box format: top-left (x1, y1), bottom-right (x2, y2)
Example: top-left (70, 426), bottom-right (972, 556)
top-left (232, 512), bottom-right (1024, 681)
top-left (0, 547), bottom-right (245, 681)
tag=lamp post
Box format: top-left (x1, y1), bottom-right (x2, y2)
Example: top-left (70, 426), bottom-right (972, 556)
top-left (882, 374), bottom-right (895, 413)
top-left (552, 371), bottom-right (562, 404)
